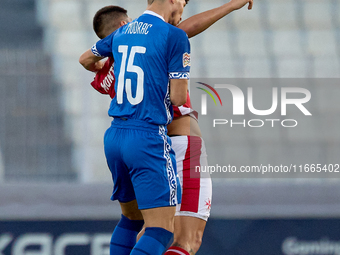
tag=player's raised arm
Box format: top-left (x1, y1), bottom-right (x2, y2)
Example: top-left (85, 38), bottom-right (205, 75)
top-left (79, 49), bottom-right (104, 72)
top-left (79, 31), bottom-right (116, 72)
top-left (178, 0), bottom-right (253, 38)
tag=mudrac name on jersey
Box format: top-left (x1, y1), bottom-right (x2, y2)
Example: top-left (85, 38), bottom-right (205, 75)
top-left (125, 22), bottom-right (153, 35)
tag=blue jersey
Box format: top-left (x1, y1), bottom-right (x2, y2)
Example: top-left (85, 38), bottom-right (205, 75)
top-left (91, 11), bottom-right (191, 125)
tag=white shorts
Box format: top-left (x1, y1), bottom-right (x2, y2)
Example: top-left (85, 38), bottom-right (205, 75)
top-left (170, 136), bottom-right (212, 221)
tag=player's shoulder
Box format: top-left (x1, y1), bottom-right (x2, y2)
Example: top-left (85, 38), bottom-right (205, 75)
top-left (166, 22), bottom-right (186, 33)
top-left (167, 24), bottom-right (188, 39)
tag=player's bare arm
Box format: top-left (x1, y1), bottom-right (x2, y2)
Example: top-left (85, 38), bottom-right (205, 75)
top-left (170, 79), bottom-right (188, 106)
top-left (79, 49), bottom-right (104, 72)
top-left (178, 0), bottom-right (253, 38)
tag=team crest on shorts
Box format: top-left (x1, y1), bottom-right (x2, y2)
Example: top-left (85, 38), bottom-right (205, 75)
top-left (205, 198), bottom-right (211, 210)
top-left (183, 53), bottom-right (191, 68)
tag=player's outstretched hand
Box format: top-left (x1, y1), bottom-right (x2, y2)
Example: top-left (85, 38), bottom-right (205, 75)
top-left (230, 0), bottom-right (253, 11)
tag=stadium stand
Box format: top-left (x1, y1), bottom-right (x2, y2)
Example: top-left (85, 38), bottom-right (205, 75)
top-left (0, 0), bottom-right (74, 181)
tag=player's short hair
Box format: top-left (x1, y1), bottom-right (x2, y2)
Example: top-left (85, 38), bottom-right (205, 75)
top-left (93, 6), bottom-right (129, 39)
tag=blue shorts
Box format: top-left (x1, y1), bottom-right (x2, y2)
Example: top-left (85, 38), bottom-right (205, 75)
top-left (104, 118), bottom-right (181, 210)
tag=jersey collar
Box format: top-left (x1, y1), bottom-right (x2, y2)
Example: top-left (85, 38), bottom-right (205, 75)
top-left (143, 10), bottom-right (165, 22)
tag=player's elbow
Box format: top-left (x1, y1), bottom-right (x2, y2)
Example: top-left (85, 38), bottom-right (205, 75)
top-left (79, 49), bottom-right (102, 71)
top-left (79, 54), bottom-right (89, 69)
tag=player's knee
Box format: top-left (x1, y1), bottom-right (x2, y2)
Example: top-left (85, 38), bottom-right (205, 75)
top-left (120, 200), bottom-right (144, 221)
top-left (122, 208), bottom-right (143, 220)
top-left (191, 230), bottom-right (203, 253)
top-left (188, 229), bottom-right (204, 253)
top-left (121, 208), bottom-right (143, 220)
top-left (173, 229), bottom-right (203, 253)
top-left (122, 210), bottom-right (143, 221)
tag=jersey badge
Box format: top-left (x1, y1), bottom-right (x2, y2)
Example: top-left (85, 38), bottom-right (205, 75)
top-left (183, 52), bottom-right (191, 68)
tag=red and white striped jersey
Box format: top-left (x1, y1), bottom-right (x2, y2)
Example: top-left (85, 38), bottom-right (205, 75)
top-left (90, 57), bottom-right (116, 99)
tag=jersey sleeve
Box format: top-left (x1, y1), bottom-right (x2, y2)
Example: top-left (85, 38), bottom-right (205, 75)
top-left (167, 28), bottom-right (191, 80)
top-left (91, 31), bottom-right (117, 58)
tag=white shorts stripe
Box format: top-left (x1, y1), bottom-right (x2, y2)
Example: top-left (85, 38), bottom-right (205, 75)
top-left (159, 126), bottom-right (177, 206)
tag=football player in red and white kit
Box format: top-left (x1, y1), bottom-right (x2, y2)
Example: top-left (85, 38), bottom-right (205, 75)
top-left (90, 1), bottom-right (253, 254)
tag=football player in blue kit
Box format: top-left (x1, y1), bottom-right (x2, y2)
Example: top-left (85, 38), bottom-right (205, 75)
top-left (79, 0), bottom-right (189, 254)
top-left (88, 1), bottom-right (253, 254)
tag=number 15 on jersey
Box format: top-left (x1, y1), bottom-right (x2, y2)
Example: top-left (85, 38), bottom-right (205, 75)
top-left (117, 45), bottom-right (146, 105)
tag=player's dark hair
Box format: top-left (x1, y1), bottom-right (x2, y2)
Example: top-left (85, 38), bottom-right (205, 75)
top-left (93, 6), bottom-right (129, 39)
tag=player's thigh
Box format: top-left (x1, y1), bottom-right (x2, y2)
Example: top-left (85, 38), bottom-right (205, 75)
top-left (126, 130), bottom-right (179, 210)
top-left (141, 206), bottom-right (176, 233)
top-left (173, 216), bottom-right (206, 251)
top-left (104, 126), bottom-right (136, 203)
top-left (174, 215), bottom-right (206, 239)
